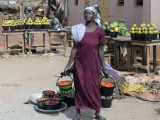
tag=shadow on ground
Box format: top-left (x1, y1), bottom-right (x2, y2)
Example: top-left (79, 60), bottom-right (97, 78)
top-left (155, 108), bottom-right (160, 115)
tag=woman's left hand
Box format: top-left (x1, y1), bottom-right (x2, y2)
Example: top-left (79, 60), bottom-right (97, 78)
top-left (103, 70), bottom-right (109, 78)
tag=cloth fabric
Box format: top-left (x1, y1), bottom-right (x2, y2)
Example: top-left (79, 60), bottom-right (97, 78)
top-left (71, 23), bottom-right (86, 44)
top-left (73, 26), bottom-right (106, 113)
top-left (123, 82), bottom-right (147, 94)
top-left (126, 89), bottom-right (160, 102)
top-left (71, 23), bottom-right (127, 83)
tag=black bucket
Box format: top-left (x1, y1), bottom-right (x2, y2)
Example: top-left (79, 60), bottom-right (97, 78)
top-left (144, 34), bottom-right (152, 41)
top-left (105, 30), bottom-right (110, 36)
top-left (100, 77), bottom-right (115, 97)
top-left (10, 26), bottom-right (16, 31)
top-left (137, 34), bottom-right (143, 41)
top-left (3, 26), bottom-right (9, 31)
top-left (110, 32), bottom-right (118, 38)
top-left (152, 34), bottom-right (157, 40)
top-left (131, 33), bottom-right (137, 40)
top-left (64, 96), bottom-right (75, 107)
top-left (101, 98), bottom-right (113, 108)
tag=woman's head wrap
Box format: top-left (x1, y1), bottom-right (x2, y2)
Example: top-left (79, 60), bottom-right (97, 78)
top-left (71, 5), bottom-right (101, 44)
top-left (84, 5), bottom-right (101, 26)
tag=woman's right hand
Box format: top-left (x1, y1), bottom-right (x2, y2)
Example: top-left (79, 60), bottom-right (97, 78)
top-left (64, 66), bottom-right (70, 73)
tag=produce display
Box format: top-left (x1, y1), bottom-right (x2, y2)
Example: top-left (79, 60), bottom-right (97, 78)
top-left (58, 81), bottom-right (72, 86)
top-left (17, 19), bottom-right (24, 26)
top-left (43, 90), bottom-right (55, 98)
top-left (2, 17), bottom-right (52, 31)
top-left (101, 82), bottom-right (115, 87)
top-left (109, 22), bottom-right (119, 38)
top-left (2, 20), bottom-right (9, 26)
top-left (102, 21), bottom-right (110, 36)
top-left (41, 17), bottom-right (50, 25)
top-left (117, 20), bottom-right (128, 36)
top-left (130, 23), bottom-right (158, 41)
top-left (10, 20), bottom-right (17, 26)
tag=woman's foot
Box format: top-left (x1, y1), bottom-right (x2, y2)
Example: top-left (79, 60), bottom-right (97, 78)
top-left (72, 114), bottom-right (82, 120)
top-left (95, 113), bottom-right (106, 120)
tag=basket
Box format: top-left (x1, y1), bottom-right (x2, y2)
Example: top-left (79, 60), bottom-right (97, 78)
top-left (100, 77), bottom-right (115, 97)
top-left (56, 76), bottom-right (73, 96)
top-left (43, 90), bottom-right (55, 98)
top-left (43, 99), bottom-right (60, 110)
top-left (36, 98), bottom-right (49, 109)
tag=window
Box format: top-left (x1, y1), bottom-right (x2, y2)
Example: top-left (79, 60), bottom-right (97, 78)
top-left (84, 0), bottom-right (89, 7)
top-left (74, 0), bottom-right (78, 5)
top-left (136, 0), bottom-right (143, 6)
top-left (117, 0), bottom-right (124, 6)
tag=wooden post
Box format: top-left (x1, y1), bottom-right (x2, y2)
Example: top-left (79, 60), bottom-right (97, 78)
top-left (153, 46), bottom-right (157, 73)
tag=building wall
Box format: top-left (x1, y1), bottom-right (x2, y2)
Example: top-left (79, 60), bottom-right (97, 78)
top-left (108, 0), bottom-right (143, 29)
top-left (150, 0), bottom-right (160, 29)
top-left (68, 0), bottom-right (85, 26)
top-left (67, 0), bottom-right (143, 29)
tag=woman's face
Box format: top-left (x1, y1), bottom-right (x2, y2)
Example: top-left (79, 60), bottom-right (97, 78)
top-left (84, 9), bottom-right (95, 22)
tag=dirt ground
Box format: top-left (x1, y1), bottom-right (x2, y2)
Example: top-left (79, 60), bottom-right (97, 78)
top-left (0, 29), bottom-right (160, 120)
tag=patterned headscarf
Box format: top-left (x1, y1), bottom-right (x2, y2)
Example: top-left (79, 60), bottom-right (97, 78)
top-left (84, 5), bottom-right (101, 26)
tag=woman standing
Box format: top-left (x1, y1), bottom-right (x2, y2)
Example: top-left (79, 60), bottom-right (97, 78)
top-left (26, 7), bottom-right (36, 45)
top-left (64, 5), bottom-right (107, 120)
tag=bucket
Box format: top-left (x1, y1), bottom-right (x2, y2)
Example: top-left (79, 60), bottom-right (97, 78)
top-left (3, 26), bottom-right (9, 31)
top-left (101, 98), bottom-right (113, 108)
top-left (144, 34), bottom-right (152, 41)
top-left (130, 33), bottom-right (138, 40)
top-left (137, 34), bottom-right (143, 41)
top-left (100, 77), bottom-right (115, 97)
top-left (10, 26), bottom-right (16, 31)
top-left (56, 76), bottom-right (73, 96)
top-left (110, 32), bottom-right (118, 38)
top-left (105, 30), bottom-right (110, 36)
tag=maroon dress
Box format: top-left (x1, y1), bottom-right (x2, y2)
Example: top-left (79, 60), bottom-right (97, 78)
top-left (73, 26), bottom-right (106, 113)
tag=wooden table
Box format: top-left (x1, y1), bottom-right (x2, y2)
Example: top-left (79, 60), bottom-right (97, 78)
top-left (26, 29), bottom-right (48, 53)
top-left (106, 36), bottom-right (132, 71)
top-left (131, 40), bottom-right (160, 76)
top-left (2, 30), bottom-right (25, 54)
top-left (48, 30), bottom-right (67, 55)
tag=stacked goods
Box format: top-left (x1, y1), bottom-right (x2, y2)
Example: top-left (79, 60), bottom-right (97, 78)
top-left (43, 100), bottom-right (60, 110)
top-left (34, 18), bottom-right (42, 29)
top-left (102, 21), bottom-right (110, 36)
top-left (43, 90), bottom-right (55, 98)
top-left (2, 20), bottom-right (9, 31)
top-left (17, 19), bottom-right (25, 29)
top-left (117, 20), bottom-right (128, 36)
top-left (41, 17), bottom-right (50, 29)
top-left (10, 20), bottom-right (17, 31)
top-left (130, 23), bottom-right (158, 41)
top-left (109, 22), bottom-right (119, 38)
top-left (26, 18), bottom-right (33, 29)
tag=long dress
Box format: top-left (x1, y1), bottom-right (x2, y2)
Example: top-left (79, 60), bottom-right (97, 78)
top-left (73, 26), bottom-right (106, 113)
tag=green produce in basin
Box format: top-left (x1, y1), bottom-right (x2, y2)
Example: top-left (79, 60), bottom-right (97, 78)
top-left (102, 26), bottom-right (106, 30)
top-left (104, 21), bottom-right (109, 26)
